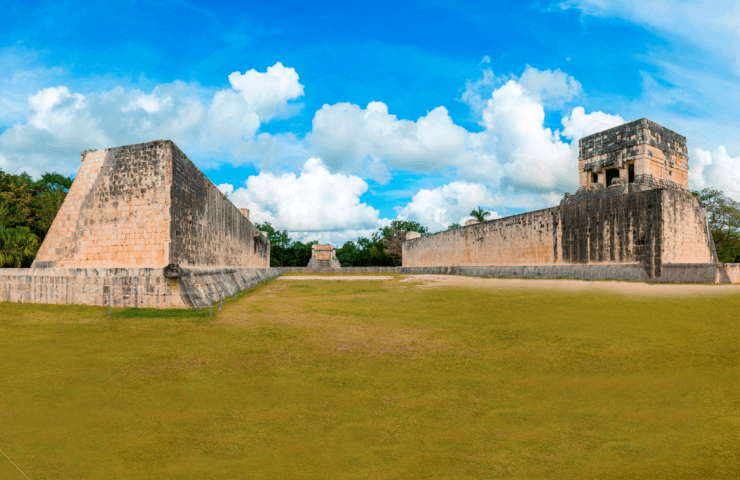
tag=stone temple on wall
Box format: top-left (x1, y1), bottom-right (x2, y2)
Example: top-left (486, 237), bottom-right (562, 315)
top-left (307, 244), bottom-right (342, 269)
top-left (403, 118), bottom-right (739, 284)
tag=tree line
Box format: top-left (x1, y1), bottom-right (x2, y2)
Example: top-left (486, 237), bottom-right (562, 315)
top-left (255, 220), bottom-right (429, 267)
top-left (0, 170), bottom-right (73, 267)
top-left (2, 168), bottom-right (740, 267)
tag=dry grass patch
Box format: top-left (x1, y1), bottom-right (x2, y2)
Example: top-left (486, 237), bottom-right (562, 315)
top-left (0, 275), bottom-right (738, 479)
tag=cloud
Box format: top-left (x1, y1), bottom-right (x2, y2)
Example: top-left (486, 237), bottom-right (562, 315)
top-left (0, 63), bottom-right (304, 177)
top-left (560, 106), bottom-right (624, 140)
top-left (226, 63), bottom-right (304, 121)
top-left (204, 63), bottom-right (304, 147)
top-left (472, 77), bottom-right (621, 194)
top-left (395, 181), bottom-right (499, 232)
top-left (518, 66), bottom-right (582, 107)
top-left (559, 0), bottom-right (740, 73)
top-left (690, 147), bottom-right (740, 200)
top-left (218, 157), bottom-right (387, 239)
top-left (310, 101), bottom-right (469, 181)
top-left (0, 47), bottom-right (65, 127)
top-left (310, 66), bottom-right (620, 203)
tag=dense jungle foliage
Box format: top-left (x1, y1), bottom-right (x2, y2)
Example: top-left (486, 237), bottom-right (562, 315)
top-left (0, 169), bottom-right (73, 267)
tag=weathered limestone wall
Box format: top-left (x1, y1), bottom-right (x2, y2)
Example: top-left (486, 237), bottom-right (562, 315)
top-left (168, 145), bottom-right (270, 268)
top-left (403, 208), bottom-right (558, 268)
top-left (399, 264), bottom-right (734, 284)
top-left (32, 140), bottom-right (269, 269)
top-left (33, 143), bottom-right (171, 268)
top-left (660, 190), bottom-right (717, 264)
top-left (403, 189), bottom-right (716, 280)
top-left (720, 264), bottom-right (740, 284)
top-left (0, 267), bottom-right (280, 309)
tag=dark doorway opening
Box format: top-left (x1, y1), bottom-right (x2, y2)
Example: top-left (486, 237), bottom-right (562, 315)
top-left (628, 163), bottom-right (635, 183)
top-left (606, 168), bottom-right (620, 186)
top-left (591, 172), bottom-right (598, 184)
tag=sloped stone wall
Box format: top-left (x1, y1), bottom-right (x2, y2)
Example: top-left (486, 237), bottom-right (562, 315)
top-left (32, 142), bottom-right (172, 268)
top-left (168, 145), bottom-right (270, 268)
top-left (31, 140), bottom-right (270, 269)
top-left (0, 267), bottom-right (280, 309)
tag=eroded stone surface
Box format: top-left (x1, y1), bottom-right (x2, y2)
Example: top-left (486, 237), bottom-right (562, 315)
top-left (32, 140), bottom-right (269, 269)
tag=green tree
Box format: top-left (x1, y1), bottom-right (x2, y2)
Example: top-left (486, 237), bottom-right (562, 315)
top-left (254, 222), bottom-right (292, 267)
top-left (0, 170), bottom-right (34, 229)
top-left (447, 223), bottom-right (461, 230)
top-left (30, 172), bottom-right (74, 237)
top-left (692, 188), bottom-right (740, 263)
top-left (469, 207), bottom-right (491, 223)
top-left (253, 222), bottom-right (316, 267)
top-left (376, 220), bottom-right (430, 266)
top-left (0, 225), bottom-right (39, 268)
top-left (336, 237), bottom-right (396, 267)
top-left (285, 241), bottom-right (315, 266)
top-left (0, 169), bottom-right (73, 266)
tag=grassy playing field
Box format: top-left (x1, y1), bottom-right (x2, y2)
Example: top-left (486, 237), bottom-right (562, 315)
top-left (1, 275), bottom-right (738, 479)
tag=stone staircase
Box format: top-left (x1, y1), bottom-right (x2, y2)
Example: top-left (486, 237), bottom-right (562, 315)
top-left (318, 259), bottom-right (332, 269)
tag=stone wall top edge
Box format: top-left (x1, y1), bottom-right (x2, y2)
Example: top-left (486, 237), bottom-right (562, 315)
top-left (0, 267), bottom-right (166, 276)
top-left (578, 118), bottom-right (686, 146)
top-left (405, 204), bottom-right (562, 243)
top-left (178, 267), bottom-right (279, 275)
top-left (91, 139), bottom-right (173, 154)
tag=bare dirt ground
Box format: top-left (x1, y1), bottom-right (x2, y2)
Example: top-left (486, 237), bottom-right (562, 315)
top-left (278, 274), bottom-right (740, 296)
top-left (402, 274), bottom-right (740, 297)
top-left (278, 276), bottom-right (395, 281)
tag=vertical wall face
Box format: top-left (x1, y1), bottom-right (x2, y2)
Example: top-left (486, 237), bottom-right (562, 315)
top-left (403, 190), bottom-right (717, 278)
top-left (168, 145), bottom-right (270, 268)
top-left (559, 190), bottom-right (665, 277)
top-left (659, 190), bottom-right (717, 264)
top-left (32, 142), bottom-right (171, 268)
top-left (402, 209), bottom-right (558, 267)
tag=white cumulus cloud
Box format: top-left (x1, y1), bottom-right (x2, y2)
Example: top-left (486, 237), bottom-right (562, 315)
top-left (0, 63), bottom-right (304, 177)
top-left (690, 147), bottom-right (740, 200)
top-left (395, 181), bottom-right (499, 232)
top-left (218, 158), bottom-right (388, 240)
top-left (310, 101), bottom-right (469, 180)
top-left (310, 66), bottom-right (622, 204)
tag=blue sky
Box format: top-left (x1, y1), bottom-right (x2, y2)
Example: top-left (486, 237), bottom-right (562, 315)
top-left (1, 0), bottom-right (739, 243)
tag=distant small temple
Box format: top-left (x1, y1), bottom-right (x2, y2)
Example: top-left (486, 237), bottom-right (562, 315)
top-left (307, 244), bottom-right (342, 269)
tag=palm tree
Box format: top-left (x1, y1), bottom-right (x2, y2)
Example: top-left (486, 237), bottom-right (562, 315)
top-left (0, 225), bottom-right (40, 268)
top-left (469, 207), bottom-right (491, 223)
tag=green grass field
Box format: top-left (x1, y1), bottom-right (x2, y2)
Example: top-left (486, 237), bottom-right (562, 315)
top-left (1, 276), bottom-right (739, 479)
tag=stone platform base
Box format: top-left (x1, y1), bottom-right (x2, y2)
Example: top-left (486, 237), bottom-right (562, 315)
top-left (0, 267), bottom-right (281, 309)
top-left (399, 263), bottom-right (740, 284)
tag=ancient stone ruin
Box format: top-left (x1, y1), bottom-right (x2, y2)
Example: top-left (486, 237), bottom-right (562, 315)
top-left (0, 140), bottom-right (279, 308)
top-left (0, 119), bottom-right (737, 309)
top-left (402, 119), bottom-right (740, 284)
top-left (307, 244), bottom-right (342, 269)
